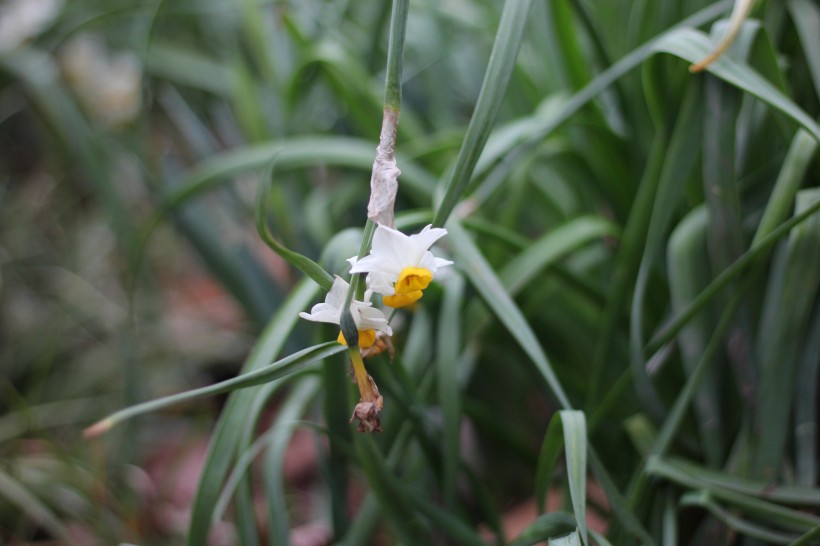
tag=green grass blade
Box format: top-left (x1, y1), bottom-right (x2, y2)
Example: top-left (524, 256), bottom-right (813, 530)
top-left (262, 378), bottom-right (322, 545)
top-left (256, 167), bottom-right (334, 291)
top-left (546, 0), bottom-right (593, 91)
top-left (654, 28), bottom-right (820, 141)
top-left (753, 129), bottom-right (818, 245)
top-left (652, 456), bottom-right (820, 505)
top-left (144, 42), bottom-right (234, 95)
top-left (181, 279), bottom-right (319, 545)
top-left (702, 70), bottom-right (743, 270)
top-left (447, 220), bottom-right (571, 409)
top-left (86, 342), bottom-right (343, 435)
top-left (789, 524), bottom-right (820, 546)
top-left (535, 412), bottom-right (566, 513)
top-left (322, 351), bottom-right (353, 539)
top-left (661, 493), bottom-right (677, 546)
top-left (465, 2), bottom-right (732, 192)
top-left (355, 435), bottom-right (433, 544)
top-left (630, 81), bottom-right (703, 420)
top-left (404, 488), bottom-right (488, 546)
top-left (648, 196), bottom-right (820, 351)
top-left (667, 206), bottom-right (723, 465)
top-left (433, 0), bottom-right (535, 227)
top-left (647, 457), bottom-right (820, 531)
top-left (788, 0), bottom-right (820, 100)
top-left (754, 189), bottom-right (820, 478)
top-left (437, 273), bottom-right (465, 508)
top-left (500, 216), bottom-right (619, 293)
top-left (465, 215), bottom-right (615, 337)
top-left (510, 512), bottom-right (577, 546)
top-left (680, 492), bottom-right (800, 544)
top-left (795, 302), bottom-right (820, 487)
top-left (588, 448), bottom-right (655, 545)
top-left (561, 410), bottom-right (588, 545)
top-left (165, 137), bottom-right (435, 211)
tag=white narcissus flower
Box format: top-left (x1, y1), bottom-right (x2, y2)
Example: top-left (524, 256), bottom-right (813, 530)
top-left (299, 276), bottom-right (392, 348)
top-left (349, 224), bottom-right (453, 308)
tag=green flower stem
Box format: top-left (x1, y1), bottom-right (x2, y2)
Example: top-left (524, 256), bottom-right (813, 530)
top-left (383, 0), bottom-right (409, 112)
top-left (341, 0), bottom-right (408, 347)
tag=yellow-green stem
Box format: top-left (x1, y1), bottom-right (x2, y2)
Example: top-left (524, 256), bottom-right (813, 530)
top-left (349, 348), bottom-right (374, 401)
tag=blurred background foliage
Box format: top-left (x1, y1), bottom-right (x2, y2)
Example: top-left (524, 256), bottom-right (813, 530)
top-left (0, 0), bottom-right (819, 544)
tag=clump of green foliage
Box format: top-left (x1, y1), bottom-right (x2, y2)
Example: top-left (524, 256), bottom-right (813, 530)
top-left (1, 0), bottom-right (819, 544)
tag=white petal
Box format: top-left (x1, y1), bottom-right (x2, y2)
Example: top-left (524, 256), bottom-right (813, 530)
top-left (299, 277), bottom-right (349, 324)
top-left (299, 301), bottom-right (341, 324)
top-left (410, 225), bottom-right (448, 252)
top-left (325, 276), bottom-right (350, 308)
top-left (370, 223), bottom-right (413, 269)
top-left (353, 303), bottom-right (393, 335)
top-left (366, 270), bottom-right (397, 296)
top-left (349, 252), bottom-right (402, 277)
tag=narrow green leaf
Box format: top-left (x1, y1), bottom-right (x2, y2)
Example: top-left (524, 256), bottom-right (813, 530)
top-left (795, 301), bottom-right (820, 487)
top-left (165, 136), bottom-right (435, 211)
top-left (667, 206), bottom-right (723, 466)
top-left (546, 0), bottom-right (593, 90)
top-left (652, 457), bottom-right (820, 506)
top-left (647, 457), bottom-right (820, 532)
top-left (355, 435), bottom-right (433, 544)
top-left (500, 217), bottom-right (619, 294)
top-left (256, 166), bottom-right (334, 291)
top-left (588, 448), bottom-right (655, 545)
top-left (755, 189), bottom-right (820, 478)
top-left (536, 413), bottom-right (567, 513)
top-left (231, 59), bottom-right (269, 142)
top-left (510, 512), bottom-right (577, 546)
top-left (561, 411), bottom-right (589, 546)
top-left (144, 42), bottom-right (233, 95)
top-left (654, 28), bottom-right (820, 141)
top-left (648, 196), bottom-right (820, 352)
top-left (753, 130), bottom-right (818, 245)
top-left (788, 0), bottom-right (820, 101)
top-left (680, 491), bottom-right (800, 544)
top-left (322, 351), bottom-right (352, 538)
top-left (702, 56), bottom-right (743, 271)
top-left (789, 524), bottom-right (820, 546)
top-left (263, 379), bottom-right (322, 544)
top-left (404, 489), bottom-right (488, 546)
top-left (461, 2), bottom-right (733, 194)
top-left (433, 0), bottom-right (535, 226)
top-left (437, 273), bottom-right (465, 508)
top-left (179, 279), bottom-right (319, 546)
top-left (630, 81), bottom-right (703, 421)
top-left (661, 493), bottom-right (677, 546)
top-left (448, 220), bottom-right (571, 409)
top-left (86, 341), bottom-right (343, 435)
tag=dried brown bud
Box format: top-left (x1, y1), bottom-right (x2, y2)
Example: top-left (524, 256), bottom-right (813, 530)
top-left (349, 374), bottom-right (384, 432)
top-left (360, 331), bottom-right (395, 360)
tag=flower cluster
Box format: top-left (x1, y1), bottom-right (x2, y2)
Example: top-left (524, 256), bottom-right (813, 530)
top-left (300, 223), bottom-right (452, 349)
